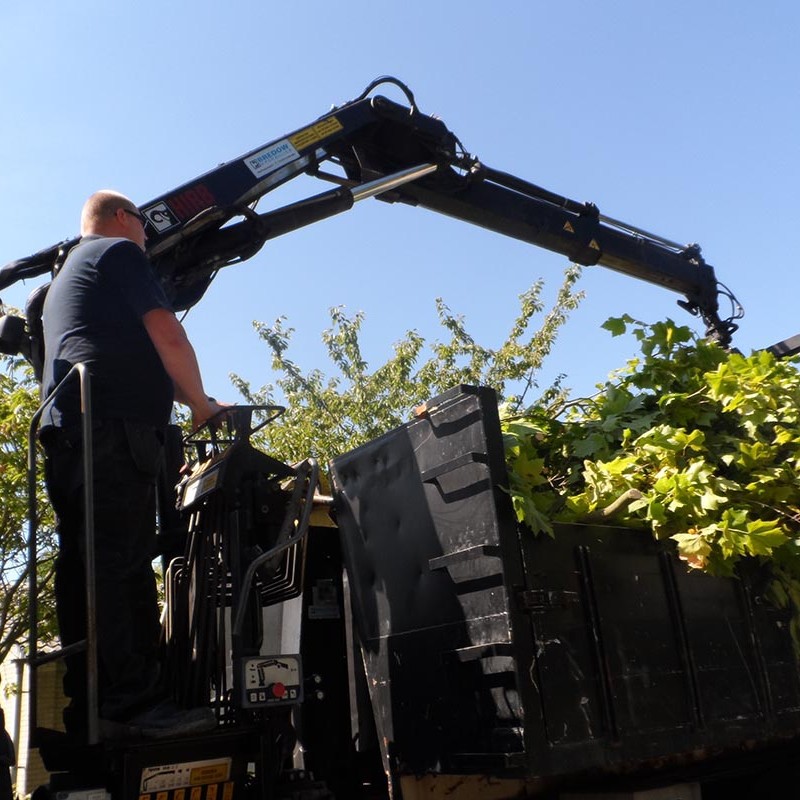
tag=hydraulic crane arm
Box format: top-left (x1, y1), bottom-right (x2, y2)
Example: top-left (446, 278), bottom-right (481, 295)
top-left (0, 76), bottom-right (742, 351)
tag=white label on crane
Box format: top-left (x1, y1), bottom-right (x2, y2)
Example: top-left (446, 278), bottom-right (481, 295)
top-left (181, 465), bottom-right (220, 508)
top-left (140, 758), bottom-right (232, 792)
top-left (244, 655), bottom-right (301, 689)
top-left (142, 201), bottom-right (180, 233)
top-left (240, 654), bottom-right (303, 707)
top-left (244, 139), bottom-right (299, 178)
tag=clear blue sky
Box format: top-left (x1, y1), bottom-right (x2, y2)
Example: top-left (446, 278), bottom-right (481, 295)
top-left (1, 1), bottom-right (798, 411)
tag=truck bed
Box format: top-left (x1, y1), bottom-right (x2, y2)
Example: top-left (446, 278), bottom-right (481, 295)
top-left (330, 385), bottom-right (800, 794)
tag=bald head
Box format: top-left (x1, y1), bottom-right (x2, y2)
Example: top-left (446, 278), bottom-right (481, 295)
top-left (80, 190), bottom-right (134, 234)
top-left (81, 190), bottom-right (147, 250)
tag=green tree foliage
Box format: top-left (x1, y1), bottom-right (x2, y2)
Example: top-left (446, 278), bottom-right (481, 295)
top-left (0, 356), bottom-right (57, 665)
top-left (231, 266), bottom-right (583, 469)
top-left (503, 317), bottom-right (800, 642)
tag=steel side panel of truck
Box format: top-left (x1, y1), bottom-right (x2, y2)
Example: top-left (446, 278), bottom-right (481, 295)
top-left (330, 384), bottom-right (800, 794)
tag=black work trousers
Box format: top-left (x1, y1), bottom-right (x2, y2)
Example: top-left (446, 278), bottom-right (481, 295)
top-left (42, 418), bottom-right (165, 725)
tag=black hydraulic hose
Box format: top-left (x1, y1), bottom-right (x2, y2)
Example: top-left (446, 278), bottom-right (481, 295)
top-left (479, 163), bottom-right (688, 251)
top-left (232, 458), bottom-right (319, 639)
top-left (477, 163), bottom-right (591, 217)
top-left (347, 75), bottom-right (418, 113)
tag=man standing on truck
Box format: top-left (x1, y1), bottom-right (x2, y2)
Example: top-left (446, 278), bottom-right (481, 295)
top-left (40, 190), bottom-right (227, 739)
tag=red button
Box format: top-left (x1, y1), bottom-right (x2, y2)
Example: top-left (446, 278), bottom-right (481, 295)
top-left (271, 682), bottom-right (287, 699)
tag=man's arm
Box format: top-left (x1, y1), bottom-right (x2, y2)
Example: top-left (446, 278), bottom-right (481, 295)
top-left (142, 307), bottom-right (226, 429)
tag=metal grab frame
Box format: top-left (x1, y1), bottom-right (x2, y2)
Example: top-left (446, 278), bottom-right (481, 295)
top-left (27, 364), bottom-right (100, 744)
top-left (231, 456), bottom-right (319, 641)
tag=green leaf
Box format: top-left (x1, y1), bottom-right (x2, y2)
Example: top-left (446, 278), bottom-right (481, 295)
top-left (601, 316), bottom-right (629, 337)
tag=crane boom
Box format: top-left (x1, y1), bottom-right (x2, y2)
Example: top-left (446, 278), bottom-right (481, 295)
top-left (0, 77), bottom-right (743, 359)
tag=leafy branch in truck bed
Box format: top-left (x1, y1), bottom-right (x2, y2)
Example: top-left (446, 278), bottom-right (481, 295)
top-left (503, 316), bottom-right (800, 643)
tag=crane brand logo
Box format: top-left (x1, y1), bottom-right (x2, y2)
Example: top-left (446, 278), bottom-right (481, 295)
top-left (244, 139), bottom-right (299, 178)
top-left (142, 202), bottom-right (180, 233)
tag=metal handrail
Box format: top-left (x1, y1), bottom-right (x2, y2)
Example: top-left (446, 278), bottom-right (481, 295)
top-left (231, 457), bottom-right (319, 640)
top-left (27, 364), bottom-right (99, 744)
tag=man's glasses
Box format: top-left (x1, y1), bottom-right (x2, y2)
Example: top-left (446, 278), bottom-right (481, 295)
top-left (121, 208), bottom-right (147, 227)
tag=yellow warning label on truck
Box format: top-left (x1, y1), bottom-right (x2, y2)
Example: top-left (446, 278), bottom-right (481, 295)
top-left (289, 116), bottom-right (343, 151)
top-left (140, 758), bottom-right (232, 793)
top-left (140, 784), bottom-right (233, 800)
top-left (189, 765), bottom-right (228, 786)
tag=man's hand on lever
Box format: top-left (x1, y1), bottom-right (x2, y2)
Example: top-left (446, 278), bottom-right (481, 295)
top-left (190, 398), bottom-right (233, 433)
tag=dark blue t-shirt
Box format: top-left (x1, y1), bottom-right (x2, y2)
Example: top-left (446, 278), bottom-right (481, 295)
top-left (42, 236), bottom-right (174, 428)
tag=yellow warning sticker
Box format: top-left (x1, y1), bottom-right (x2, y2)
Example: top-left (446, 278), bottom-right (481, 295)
top-left (141, 758), bottom-right (231, 793)
top-left (563, 221), bottom-right (574, 233)
top-left (190, 764), bottom-right (229, 785)
top-left (289, 116), bottom-right (344, 151)
top-left (589, 239), bottom-right (600, 250)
